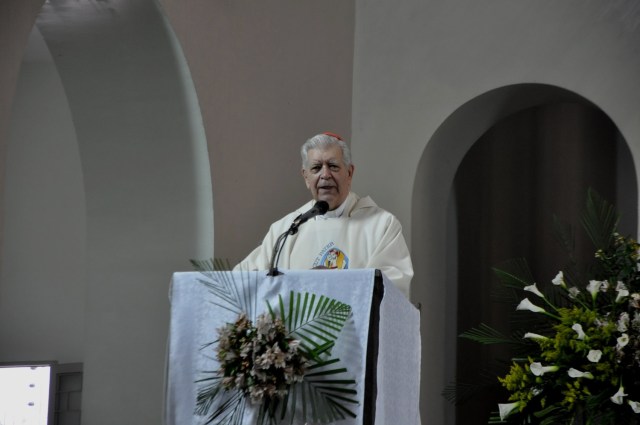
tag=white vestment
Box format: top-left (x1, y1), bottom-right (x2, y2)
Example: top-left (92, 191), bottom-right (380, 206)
top-left (236, 192), bottom-right (413, 297)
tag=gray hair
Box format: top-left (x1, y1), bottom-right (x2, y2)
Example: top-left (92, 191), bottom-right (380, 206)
top-left (301, 133), bottom-right (352, 168)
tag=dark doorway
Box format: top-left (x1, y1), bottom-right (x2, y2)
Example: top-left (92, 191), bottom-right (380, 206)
top-left (453, 101), bottom-right (637, 424)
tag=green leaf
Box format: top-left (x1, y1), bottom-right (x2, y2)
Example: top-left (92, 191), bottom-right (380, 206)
top-left (442, 381), bottom-right (484, 405)
top-left (282, 292), bottom-right (352, 356)
top-left (459, 323), bottom-right (522, 345)
top-left (193, 259), bottom-right (259, 319)
top-left (487, 410), bottom-right (507, 423)
top-left (292, 360), bottom-right (358, 422)
top-left (294, 379), bottom-right (358, 422)
top-left (190, 258), bottom-right (233, 272)
top-left (265, 291), bottom-right (358, 423)
top-left (200, 390), bottom-right (246, 425)
top-left (580, 188), bottom-right (619, 250)
top-left (552, 214), bottom-right (576, 258)
top-left (492, 258), bottom-right (535, 289)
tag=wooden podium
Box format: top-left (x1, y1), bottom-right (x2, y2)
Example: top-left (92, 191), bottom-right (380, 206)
top-left (164, 269), bottom-right (420, 425)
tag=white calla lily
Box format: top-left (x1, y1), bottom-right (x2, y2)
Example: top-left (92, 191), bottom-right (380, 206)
top-left (552, 271), bottom-right (565, 287)
top-left (587, 349), bottom-right (602, 363)
top-left (568, 286), bottom-right (580, 298)
top-left (572, 323), bottom-right (586, 340)
top-left (587, 280), bottom-right (602, 298)
top-left (616, 282), bottom-right (630, 303)
top-left (611, 386), bottom-right (628, 405)
top-left (617, 333), bottom-right (630, 350)
top-left (629, 400), bottom-right (640, 414)
top-left (618, 312), bottom-right (629, 332)
top-left (524, 283), bottom-right (545, 298)
top-left (617, 288), bottom-right (630, 303)
top-left (567, 368), bottom-right (594, 379)
top-left (516, 298), bottom-right (546, 313)
top-left (523, 332), bottom-right (548, 340)
top-left (529, 362), bottom-right (559, 376)
top-left (498, 401), bottom-right (523, 420)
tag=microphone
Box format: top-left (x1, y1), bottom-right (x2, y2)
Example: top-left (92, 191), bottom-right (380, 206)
top-left (289, 200), bottom-right (329, 234)
top-left (267, 200), bottom-right (330, 276)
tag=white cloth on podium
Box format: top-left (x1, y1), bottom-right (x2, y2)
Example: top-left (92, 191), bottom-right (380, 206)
top-left (375, 273), bottom-right (422, 425)
top-left (164, 269), bottom-right (420, 425)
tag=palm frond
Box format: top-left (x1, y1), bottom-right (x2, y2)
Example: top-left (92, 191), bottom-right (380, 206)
top-left (492, 258), bottom-right (535, 290)
top-left (266, 291), bottom-right (358, 423)
top-left (191, 258), bottom-right (233, 272)
top-left (487, 410), bottom-right (506, 423)
top-left (194, 280), bottom-right (358, 424)
top-left (442, 380), bottom-right (491, 405)
top-left (267, 291), bottom-right (352, 359)
top-left (490, 283), bottom-right (521, 307)
top-left (193, 259), bottom-right (258, 319)
top-left (200, 390), bottom-right (247, 425)
top-left (293, 378), bottom-right (358, 423)
top-left (552, 215), bottom-right (576, 259)
top-left (256, 400), bottom-right (279, 425)
top-left (459, 323), bottom-right (523, 345)
top-left (195, 376), bottom-right (223, 416)
top-left (534, 405), bottom-right (567, 425)
top-left (580, 188), bottom-right (619, 250)
top-left (551, 215), bottom-right (587, 286)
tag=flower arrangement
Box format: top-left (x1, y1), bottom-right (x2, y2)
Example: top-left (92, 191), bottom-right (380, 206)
top-left (497, 236), bottom-right (640, 424)
top-left (216, 312), bottom-right (308, 405)
top-left (454, 191), bottom-right (640, 424)
top-left (190, 261), bottom-right (359, 425)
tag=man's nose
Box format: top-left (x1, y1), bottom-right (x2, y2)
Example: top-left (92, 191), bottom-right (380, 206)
top-left (320, 164), bottom-right (332, 178)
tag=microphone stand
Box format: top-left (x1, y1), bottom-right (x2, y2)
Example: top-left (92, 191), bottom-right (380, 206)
top-left (266, 200), bottom-right (328, 277)
top-left (267, 216), bottom-right (301, 277)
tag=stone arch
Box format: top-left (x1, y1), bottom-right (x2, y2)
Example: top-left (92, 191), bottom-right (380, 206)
top-left (1, 1), bottom-right (213, 423)
top-left (411, 83), bottom-right (637, 423)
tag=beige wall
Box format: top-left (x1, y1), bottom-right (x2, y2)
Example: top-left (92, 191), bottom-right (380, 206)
top-left (352, 1), bottom-right (640, 422)
top-left (0, 0), bottom-right (44, 261)
top-left (161, 0), bottom-right (355, 264)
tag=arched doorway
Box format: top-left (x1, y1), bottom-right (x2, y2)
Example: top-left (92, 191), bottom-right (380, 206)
top-left (1, 1), bottom-right (213, 423)
top-left (411, 84), bottom-right (638, 424)
top-left (454, 101), bottom-right (636, 423)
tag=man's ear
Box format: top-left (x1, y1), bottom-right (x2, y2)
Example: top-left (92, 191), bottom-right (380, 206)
top-left (301, 168), bottom-right (310, 189)
top-left (348, 164), bottom-right (355, 177)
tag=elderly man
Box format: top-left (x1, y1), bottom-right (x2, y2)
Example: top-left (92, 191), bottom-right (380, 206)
top-left (236, 132), bottom-right (413, 297)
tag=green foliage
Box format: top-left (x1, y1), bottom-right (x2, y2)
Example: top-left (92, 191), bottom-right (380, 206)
top-left (191, 258), bottom-right (233, 272)
top-left (190, 258), bottom-right (258, 318)
top-left (580, 188), bottom-right (620, 251)
top-left (193, 266), bottom-right (358, 425)
top-left (460, 323), bottom-right (524, 346)
top-left (268, 291), bottom-right (358, 422)
top-left (268, 291), bottom-right (353, 361)
top-left (595, 233), bottom-right (640, 286)
top-left (448, 191), bottom-right (640, 424)
top-left (492, 258), bottom-right (536, 291)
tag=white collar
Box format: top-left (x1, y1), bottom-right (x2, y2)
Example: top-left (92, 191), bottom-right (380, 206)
top-left (316, 196), bottom-right (349, 219)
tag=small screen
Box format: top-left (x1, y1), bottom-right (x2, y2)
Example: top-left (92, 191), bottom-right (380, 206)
top-left (0, 365), bottom-right (51, 425)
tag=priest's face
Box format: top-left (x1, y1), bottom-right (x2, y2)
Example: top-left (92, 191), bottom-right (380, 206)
top-left (302, 145), bottom-right (354, 211)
